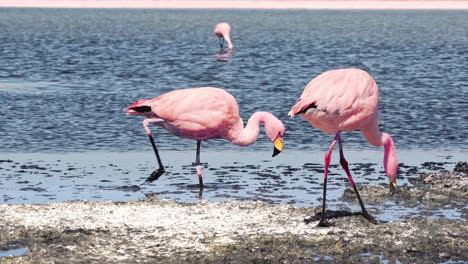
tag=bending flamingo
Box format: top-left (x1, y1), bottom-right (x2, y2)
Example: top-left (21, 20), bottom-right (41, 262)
top-left (214, 22), bottom-right (233, 53)
top-left (289, 68), bottom-right (398, 226)
top-left (126, 87), bottom-right (284, 188)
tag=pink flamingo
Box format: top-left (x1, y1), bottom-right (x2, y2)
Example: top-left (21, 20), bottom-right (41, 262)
top-left (126, 87), bottom-right (284, 188)
top-left (214, 22), bottom-right (233, 53)
top-left (289, 68), bottom-right (398, 226)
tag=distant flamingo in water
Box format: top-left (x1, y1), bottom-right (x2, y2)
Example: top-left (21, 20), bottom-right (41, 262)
top-left (289, 68), bottom-right (398, 226)
top-left (126, 87), bottom-right (284, 188)
top-left (214, 22), bottom-right (233, 53)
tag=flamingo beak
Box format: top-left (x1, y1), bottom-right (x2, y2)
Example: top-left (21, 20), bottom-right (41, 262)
top-left (125, 105), bottom-right (151, 115)
top-left (125, 99), bottom-right (151, 115)
top-left (389, 178), bottom-right (397, 196)
top-left (125, 107), bottom-right (136, 114)
top-left (272, 137), bottom-right (283, 157)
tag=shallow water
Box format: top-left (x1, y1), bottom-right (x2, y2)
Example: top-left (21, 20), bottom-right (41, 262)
top-left (0, 247), bottom-right (28, 258)
top-left (0, 8), bottom-right (467, 153)
top-left (1, 150), bottom-right (465, 222)
top-left (0, 9), bottom-right (467, 228)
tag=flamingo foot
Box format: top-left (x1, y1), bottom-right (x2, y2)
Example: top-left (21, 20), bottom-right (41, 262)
top-left (317, 210), bottom-right (335, 227)
top-left (317, 219), bottom-right (335, 227)
top-left (145, 168), bottom-right (166, 183)
top-left (362, 211), bottom-right (380, 225)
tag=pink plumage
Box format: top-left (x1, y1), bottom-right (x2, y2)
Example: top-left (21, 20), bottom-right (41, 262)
top-left (289, 68), bottom-right (398, 226)
top-left (126, 87), bottom-right (284, 188)
top-left (289, 69), bottom-right (379, 134)
top-left (214, 22), bottom-right (233, 52)
top-left (128, 87), bottom-right (240, 140)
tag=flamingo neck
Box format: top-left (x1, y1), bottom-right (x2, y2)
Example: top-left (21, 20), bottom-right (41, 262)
top-left (382, 133), bottom-right (398, 178)
top-left (229, 112), bottom-right (271, 146)
top-left (361, 124), bottom-right (398, 178)
top-left (223, 35), bottom-right (233, 51)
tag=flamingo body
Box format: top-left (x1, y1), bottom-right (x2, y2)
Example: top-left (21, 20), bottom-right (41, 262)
top-left (127, 87), bottom-right (284, 144)
top-left (126, 87), bottom-right (284, 187)
top-left (128, 88), bottom-right (239, 141)
top-left (290, 68), bottom-right (379, 134)
top-left (289, 68), bottom-right (398, 226)
top-left (214, 22), bottom-right (233, 52)
top-left (289, 68), bottom-right (397, 177)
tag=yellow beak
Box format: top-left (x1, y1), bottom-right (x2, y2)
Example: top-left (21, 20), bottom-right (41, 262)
top-left (272, 137), bottom-right (283, 157)
top-left (390, 178), bottom-right (397, 195)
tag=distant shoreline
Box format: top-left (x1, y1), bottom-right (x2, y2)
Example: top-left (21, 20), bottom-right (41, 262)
top-left (1, 0), bottom-right (468, 10)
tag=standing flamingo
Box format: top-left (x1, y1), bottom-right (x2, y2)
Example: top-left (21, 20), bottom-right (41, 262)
top-left (214, 22), bottom-right (233, 53)
top-left (126, 87), bottom-right (284, 188)
top-left (289, 68), bottom-right (398, 226)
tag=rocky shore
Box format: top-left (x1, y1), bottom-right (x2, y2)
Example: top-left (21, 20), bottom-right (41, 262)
top-left (0, 162), bottom-right (467, 263)
top-left (344, 161), bottom-right (468, 220)
top-left (0, 197), bottom-right (466, 263)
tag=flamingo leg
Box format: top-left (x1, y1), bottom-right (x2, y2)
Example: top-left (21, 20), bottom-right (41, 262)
top-left (318, 133), bottom-right (339, 227)
top-left (219, 37), bottom-right (225, 50)
top-left (142, 119), bottom-right (165, 184)
top-left (195, 140), bottom-right (204, 188)
top-left (337, 133), bottom-right (380, 224)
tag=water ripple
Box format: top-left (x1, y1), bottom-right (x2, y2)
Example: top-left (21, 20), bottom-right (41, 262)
top-left (0, 9), bottom-right (467, 153)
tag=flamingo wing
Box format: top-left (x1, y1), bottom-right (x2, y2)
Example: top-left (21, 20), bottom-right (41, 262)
top-left (147, 87), bottom-right (240, 138)
top-left (289, 69), bottom-right (379, 131)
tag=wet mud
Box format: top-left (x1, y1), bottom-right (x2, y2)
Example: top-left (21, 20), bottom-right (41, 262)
top-left (0, 197), bottom-right (466, 264)
top-left (344, 162), bottom-right (468, 203)
top-left (0, 154), bottom-right (467, 263)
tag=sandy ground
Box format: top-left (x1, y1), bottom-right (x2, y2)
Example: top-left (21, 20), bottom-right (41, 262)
top-left (1, 0), bottom-right (468, 9)
top-left (0, 196), bottom-right (467, 263)
top-left (0, 163), bottom-right (467, 263)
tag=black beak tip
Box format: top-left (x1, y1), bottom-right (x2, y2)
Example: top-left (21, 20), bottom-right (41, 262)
top-left (272, 148), bottom-right (281, 157)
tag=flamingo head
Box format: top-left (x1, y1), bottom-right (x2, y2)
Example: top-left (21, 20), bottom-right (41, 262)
top-left (125, 99), bottom-right (152, 116)
top-left (263, 115), bottom-right (285, 157)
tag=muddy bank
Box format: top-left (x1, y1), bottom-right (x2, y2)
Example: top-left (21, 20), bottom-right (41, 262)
top-left (0, 195), bottom-right (467, 264)
top-left (410, 161), bottom-right (468, 191)
top-left (0, 158), bottom-right (466, 263)
top-left (343, 162), bottom-right (468, 220)
top-left (343, 164), bottom-right (467, 205)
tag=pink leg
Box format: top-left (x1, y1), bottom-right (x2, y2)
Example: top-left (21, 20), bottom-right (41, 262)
top-left (324, 135), bottom-right (338, 180)
top-left (318, 133), bottom-right (339, 227)
top-left (337, 133), bottom-right (379, 224)
top-left (196, 165), bottom-right (203, 180)
top-left (337, 132), bottom-right (355, 186)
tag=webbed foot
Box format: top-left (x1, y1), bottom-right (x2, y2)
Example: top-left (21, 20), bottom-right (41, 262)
top-left (362, 211), bottom-right (380, 225)
top-left (144, 168), bottom-right (165, 183)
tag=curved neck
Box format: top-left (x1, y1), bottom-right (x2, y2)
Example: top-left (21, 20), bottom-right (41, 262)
top-left (229, 112), bottom-right (272, 146)
top-left (361, 123), bottom-right (398, 178)
top-left (223, 34), bottom-right (233, 50)
top-left (382, 133), bottom-right (398, 177)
